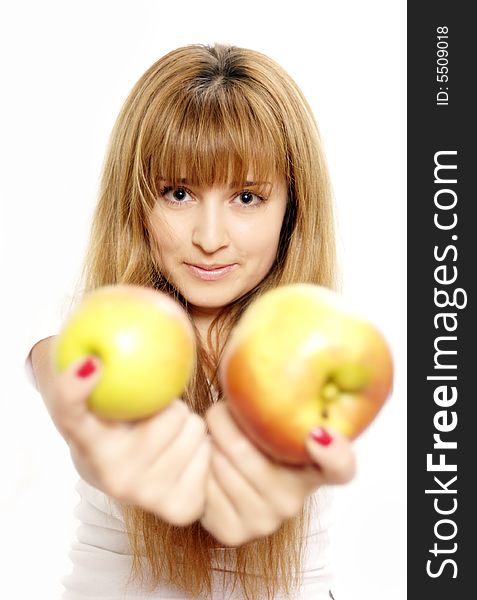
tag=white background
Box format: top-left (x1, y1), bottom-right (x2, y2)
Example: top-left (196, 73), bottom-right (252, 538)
top-left (0, 1), bottom-right (406, 598)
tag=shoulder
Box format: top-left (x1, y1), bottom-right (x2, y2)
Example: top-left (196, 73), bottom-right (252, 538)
top-left (74, 478), bottom-right (125, 526)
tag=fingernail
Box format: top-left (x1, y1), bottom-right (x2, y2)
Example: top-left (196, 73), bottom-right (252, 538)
top-left (76, 358), bottom-right (96, 378)
top-left (310, 427), bottom-right (333, 446)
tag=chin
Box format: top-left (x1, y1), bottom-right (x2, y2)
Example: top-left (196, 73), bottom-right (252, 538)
top-left (170, 270), bottom-right (264, 312)
top-left (187, 292), bottom-right (240, 311)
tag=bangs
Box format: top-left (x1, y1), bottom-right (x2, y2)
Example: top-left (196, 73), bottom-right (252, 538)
top-left (147, 82), bottom-right (289, 192)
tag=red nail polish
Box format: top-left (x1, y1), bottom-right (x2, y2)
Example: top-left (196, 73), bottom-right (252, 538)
top-left (310, 427), bottom-right (333, 446)
top-left (76, 359), bottom-right (96, 378)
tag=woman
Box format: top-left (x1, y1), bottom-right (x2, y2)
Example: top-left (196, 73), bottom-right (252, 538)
top-left (30, 43), bottom-right (355, 599)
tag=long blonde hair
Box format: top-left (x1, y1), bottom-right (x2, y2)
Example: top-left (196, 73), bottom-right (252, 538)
top-left (81, 43), bottom-right (338, 599)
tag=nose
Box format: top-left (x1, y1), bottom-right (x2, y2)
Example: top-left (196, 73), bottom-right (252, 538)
top-left (191, 199), bottom-right (230, 254)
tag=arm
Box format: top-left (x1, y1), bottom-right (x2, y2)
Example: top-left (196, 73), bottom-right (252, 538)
top-left (30, 337), bottom-right (211, 526)
top-left (31, 337), bottom-right (66, 430)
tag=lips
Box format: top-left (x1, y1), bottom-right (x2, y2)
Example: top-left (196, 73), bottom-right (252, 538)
top-left (191, 263), bottom-right (232, 270)
top-left (185, 263), bottom-right (237, 281)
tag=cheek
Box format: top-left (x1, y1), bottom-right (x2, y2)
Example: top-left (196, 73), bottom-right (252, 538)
top-left (235, 214), bottom-right (283, 263)
top-left (150, 212), bottom-right (185, 258)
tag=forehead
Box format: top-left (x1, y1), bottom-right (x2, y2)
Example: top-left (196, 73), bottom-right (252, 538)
top-left (159, 174), bottom-right (274, 186)
top-left (149, 107), bottom-right (288, 190)
top-left (156, 157), bottom-right (285, 189)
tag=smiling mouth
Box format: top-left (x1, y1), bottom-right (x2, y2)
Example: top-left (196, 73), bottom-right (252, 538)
top-left (185, 263), bottom-right (237, 281)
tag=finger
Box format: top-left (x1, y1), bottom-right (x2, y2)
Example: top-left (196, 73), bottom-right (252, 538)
top-left (206, 402), bottom-right (274, 475)
top-left (55, 356), bottom-right (108, 444)
top-left (201, 470), bottom-right (242, 546)
top-left (128, 399), bottom-right (189, 467)
top-left (304, 427), bottom-right (357, 485)
top-left (170, 438), bottom-right (211, 521)
top-left (206, 402), bottom-right (305, 496)
top-left (87, 399), bottom-right (190, 486)
top-left (209, 445), bottom-right (266, 519)
top-left (150, 412), bottom-right (207, 486)
top-left (175, 436), bottom-right (211, 493)
top-left (208, 447), bottom-right (287, 543)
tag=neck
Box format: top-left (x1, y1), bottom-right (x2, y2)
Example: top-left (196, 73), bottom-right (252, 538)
top-left (190, 306), bottom-right (221, 351)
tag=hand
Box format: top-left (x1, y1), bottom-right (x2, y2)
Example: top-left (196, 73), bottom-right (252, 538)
top-left (48, 357), bottom-right (211, 526)
top-left (200, 402), bottom-right (355, 546)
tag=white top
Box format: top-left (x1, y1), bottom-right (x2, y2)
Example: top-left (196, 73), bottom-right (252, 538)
top-left (62, 480), bottom-right (334, 600)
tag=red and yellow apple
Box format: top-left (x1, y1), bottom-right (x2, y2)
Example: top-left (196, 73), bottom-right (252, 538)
top-left (220, 284), bottom-right (393, 465)
top-left (52, 285), bottom-right (195, 420)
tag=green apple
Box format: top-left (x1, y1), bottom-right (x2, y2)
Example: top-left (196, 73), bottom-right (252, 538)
top-left (53, 285), bottom-right (195, 420)
top-left (220, 284), bottom-right (394, 465)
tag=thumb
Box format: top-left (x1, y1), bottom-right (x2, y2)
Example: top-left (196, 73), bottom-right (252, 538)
top-left (55, 356), bottom-right (103, 435)
top-left (304, 426), bottom-right (357, 485)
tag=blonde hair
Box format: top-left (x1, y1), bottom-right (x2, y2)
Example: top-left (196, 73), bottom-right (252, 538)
top-left (81, 43), bottom-right (338, 599)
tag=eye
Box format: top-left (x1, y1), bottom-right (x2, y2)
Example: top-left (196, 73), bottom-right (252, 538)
top-left (239, 191), bottom-right (255, 204)
top-left (159, 186), bottom-right (191, 204)
top-left (234, 190), bottom-right (266, 207)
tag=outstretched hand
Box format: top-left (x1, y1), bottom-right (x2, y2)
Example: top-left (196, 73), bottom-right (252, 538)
top-left (200, 401), bottom-right (356, 546)
top-left (48, 357), bottom-right (211, 526)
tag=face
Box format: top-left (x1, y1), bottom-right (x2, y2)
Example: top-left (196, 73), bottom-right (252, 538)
top-left (149, 175), bottom-right (288, 318)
